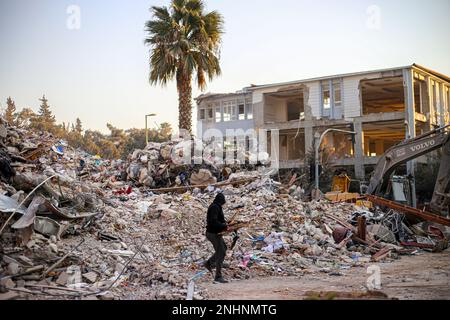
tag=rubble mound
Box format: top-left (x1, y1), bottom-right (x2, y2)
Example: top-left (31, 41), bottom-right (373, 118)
top-left (0, 118), bottom-right (448, 300)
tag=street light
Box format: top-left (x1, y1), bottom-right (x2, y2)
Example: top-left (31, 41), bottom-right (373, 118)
top-left (314, 128), bottom-right (356, 197)
top-left (145, 113), bottom-right (157, 145)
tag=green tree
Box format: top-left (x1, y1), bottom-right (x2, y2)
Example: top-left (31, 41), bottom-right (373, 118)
top-left (34, 95), bottom-right (56, 132)
top-left (52, 124), bottom-right (67, 139)
top-left (123, 128), bottom-right (147, 158)
top-left (145, 0), bottom-right (224, 134)
top-left (75, 118), bottom-right (83, 134)
top-left (157, 122), bottom-right (173, 141)
top-left (4, 97), bottom-right (16, 124)
top-left (65, 118), bottom-right (84, 148)
top-left (83, 130), bottom-right (103, 156)
top-left (106, 123), bottom-right (126, 154)
top-left (107, 123), bottom-right (126, 141)
top-left (122, 123), bottom-right (173, 159)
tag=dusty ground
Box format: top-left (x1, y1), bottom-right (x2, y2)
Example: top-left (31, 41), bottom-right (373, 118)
top-left (200, 250), bottom-right (450, 300)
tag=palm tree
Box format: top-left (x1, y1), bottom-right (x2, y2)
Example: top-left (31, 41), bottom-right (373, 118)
top-left (145, 0), bottom-right (224, 134)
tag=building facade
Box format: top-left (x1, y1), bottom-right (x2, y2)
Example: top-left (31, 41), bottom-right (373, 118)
top-left (196, 64), bottom-right (450, 179)
top-left (196, 91), bottom-right (254, 138)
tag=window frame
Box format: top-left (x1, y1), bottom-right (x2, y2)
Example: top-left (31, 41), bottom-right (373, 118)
top-left (446, 86), bottom-right (450, 113)
top-left (246, 104), bottom-right (253, 120)
top-left (238, 104), bottom-right (245, 120)
top-left (321, 78), bottom-right (342, 118)
top-left (223, 103), bottom-right (231, 122)
top-left (199, 109), bottom-right (206, 120)
top-left (215, 105), bottom-right (222, 123)
top-left (333, 79), bottom-right (342, 107)
top-left (321, 81), bottom-right (331, 117)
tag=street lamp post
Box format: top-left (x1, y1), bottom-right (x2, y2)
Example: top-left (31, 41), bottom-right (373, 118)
top-left (145, 113), bottom-right (157, 145)
top-left (314, 128), bottom-right (356, 196)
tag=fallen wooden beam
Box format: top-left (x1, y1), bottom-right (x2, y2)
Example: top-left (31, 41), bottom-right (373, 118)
top-left (24, 284), bottom-right (92, 295)
top-left (147, 177), bottom-right (258, 193)
top-left (0, 265), bottom-right (45, 281)
top-left (324, 214), bottom-right (353, 229)
top-left (371, 247), bottom-right (392, 262)
top-left (365, 195), bottom-right (450, 227)
top-left (357, 216), bottom-right (367, 241)
top-left (400, 242), bottom-right (435, 249)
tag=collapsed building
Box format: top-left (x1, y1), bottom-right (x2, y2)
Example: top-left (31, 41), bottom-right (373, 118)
top-left (196, 64), bottom-right (450, 182)
top-left (0, 94), bottom-right (449, 300)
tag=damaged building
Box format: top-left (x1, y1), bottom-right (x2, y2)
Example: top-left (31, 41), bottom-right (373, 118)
top-left (196, 64), bottom-right (450, 179)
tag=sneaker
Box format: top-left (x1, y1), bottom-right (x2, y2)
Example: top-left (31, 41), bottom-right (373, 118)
top-left (203, 261), bottom-right (213, 273)
top-left (214, 277), bottom-right (229, 284)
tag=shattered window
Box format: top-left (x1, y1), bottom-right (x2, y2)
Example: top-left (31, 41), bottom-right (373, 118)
top-left (333, 80), bottom-right (342, 106)
top-left (447, 87), bottom-right (450, 112)
top-left (231, 104), bottom-right (237, 121)
top-left (322, 83), bottom-right (331, 110)
top-left (199, 109), bottom-right (205, 120)
top-left (238, 105), bottom-right (245, 120)
top-left (215, 107), bottom-right (222, 122)
top-left (208, 108), bottom-right (213, 119)
top-left (431, 81), bottom-right (436, 109)
top-left (246, 104), bottom-right (253, 120)
top-left (223, 104), bottom-right (231, 122)
top-left (322, 79), bottom-right (342, 117)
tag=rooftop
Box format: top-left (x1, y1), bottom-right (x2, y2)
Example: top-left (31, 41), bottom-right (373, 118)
top-left (245, 64), bottom-right (450, 91)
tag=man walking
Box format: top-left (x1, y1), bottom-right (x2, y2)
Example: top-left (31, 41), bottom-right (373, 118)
top-left (204, 193), bottom-right (229, 283)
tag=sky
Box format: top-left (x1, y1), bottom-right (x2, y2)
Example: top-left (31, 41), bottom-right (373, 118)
top-left (0, 0), bottom-right (449, 133)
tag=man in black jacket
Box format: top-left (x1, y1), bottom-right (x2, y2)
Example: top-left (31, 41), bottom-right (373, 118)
top-left (204, 193), bottom-right (229, 283)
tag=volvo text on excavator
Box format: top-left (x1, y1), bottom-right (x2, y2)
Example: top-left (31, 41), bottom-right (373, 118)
top-left (366, 124), bottom-right (450, 217)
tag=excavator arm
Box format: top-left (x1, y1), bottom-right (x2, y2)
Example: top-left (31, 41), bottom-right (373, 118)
top-left (366, 125), bottom-right (450, 215)
top-left (430, 137), bottom-right (450, 215)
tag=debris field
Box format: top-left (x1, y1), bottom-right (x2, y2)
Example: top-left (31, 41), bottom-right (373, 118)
top-left (0, 117), bottom-right (449, 300)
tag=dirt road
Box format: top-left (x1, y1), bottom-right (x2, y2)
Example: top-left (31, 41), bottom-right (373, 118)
top-left (200, 251), bottom-right (450, 300)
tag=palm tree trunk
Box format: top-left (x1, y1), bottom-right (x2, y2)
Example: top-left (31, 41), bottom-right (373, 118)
top-left (176, 70), bottom-right (192, 134)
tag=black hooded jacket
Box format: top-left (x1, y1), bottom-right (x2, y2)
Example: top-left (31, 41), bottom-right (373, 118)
top-left (206, 193), bottom-right (227, 234)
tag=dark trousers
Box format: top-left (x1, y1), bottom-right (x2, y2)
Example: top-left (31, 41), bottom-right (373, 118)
top-left (206, 232), bottom-right (227, 279)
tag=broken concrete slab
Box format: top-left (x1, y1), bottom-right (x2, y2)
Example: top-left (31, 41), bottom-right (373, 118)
top-left (33, 216), bottom-right (66, 238)
top-left (82, 272), bottom-right (98, 284)
top-left (0, 194), bottom-right (27, 215)
top-left (66, 266), bottom-right (82, 286)
top-left (16, 255), bottom-right (34, 267)
top-left (0, 278), bottom-right (16, 288)
top-left (56, 272), bottom-right (69, 286)
top-left (367, 224), bottom-right (397, 244)
top-left (49, 243), bottom-right (58, 253)
top-left (7, 262), bottom-right (20, 275)
top-left (11, 196), bottom-right (45, 229)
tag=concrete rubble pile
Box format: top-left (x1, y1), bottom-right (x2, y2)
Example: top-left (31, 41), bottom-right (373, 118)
top-left (125, 139), bottom-right (265, 189)
top-left (1, 117), bottom-right (449, 300)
